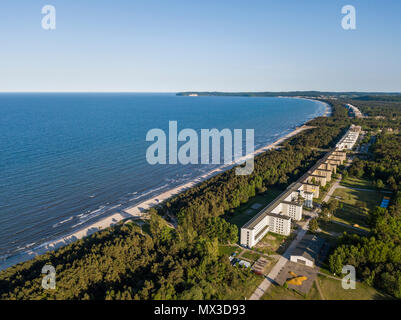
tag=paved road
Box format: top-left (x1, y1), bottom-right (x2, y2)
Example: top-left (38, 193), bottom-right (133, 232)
top-left (323, 178), bottom-right (341, 203)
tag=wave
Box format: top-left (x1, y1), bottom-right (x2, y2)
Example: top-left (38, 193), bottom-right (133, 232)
top-left (127, 183), bottom-right (170, 202)
top-left (52, 216), bottom-right (74, 228)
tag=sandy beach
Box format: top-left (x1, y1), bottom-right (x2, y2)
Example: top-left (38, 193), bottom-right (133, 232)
top-left (0, 101), bottom-right (330, 271)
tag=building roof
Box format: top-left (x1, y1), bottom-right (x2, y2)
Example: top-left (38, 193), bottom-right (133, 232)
top-left (242, 148), bottom-right (339, 230)
top-left (267, 212), bottom-right (291, 220)
top-left (291, 234), bottom-right (325, 263)
top-left (281, 200), bottom-right (302, 207)
top-left (242, 185), bottom-right (298, 229)
top-left (309, 174), bottom-right (326, 179)
top-left (302, 182), bottom-right (319, 187)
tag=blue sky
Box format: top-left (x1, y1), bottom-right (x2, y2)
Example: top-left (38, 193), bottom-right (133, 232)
top-left (0, 0), bottom-right (400, 92)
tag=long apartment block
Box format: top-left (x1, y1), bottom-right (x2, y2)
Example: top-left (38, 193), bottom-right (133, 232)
top-left (336, 124), bottom-right (361, 150)
top-left (240, 126), bottom-right (357, 248)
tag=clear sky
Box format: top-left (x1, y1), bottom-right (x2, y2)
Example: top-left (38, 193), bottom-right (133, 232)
top-left (0, 0), bottom-right (400, 92)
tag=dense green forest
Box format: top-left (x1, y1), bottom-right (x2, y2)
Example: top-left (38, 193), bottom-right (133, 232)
top-left (329, 130), bottom-right (401, 298)
top-left (350, 99), bottom-right (401, 118)
top-left (0, 100), bottom-right (350, 300)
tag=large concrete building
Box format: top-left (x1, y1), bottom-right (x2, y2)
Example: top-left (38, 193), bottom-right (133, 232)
top-left (290, 234), bottom-right (325, 267)
top-left (240, 131), bottom-right (352, 248)
top-left (305, 174), bottom-right (327, 187)
top-left (345, 104), bottom-right (363, 118)
top-left (336, 125), bottom-right (361, 150)
top-left (240, 185), bottom-right (304, 247)
top-left (302, 182), bottom-right (319, 198)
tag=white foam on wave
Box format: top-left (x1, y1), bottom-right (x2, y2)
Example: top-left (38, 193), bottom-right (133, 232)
top-left (70, 204), bottom-right (122, 228)
top-left (128, 184), bottom-right (169, 201)
top-left (52, 216), bottom-right (74, 228)
top-left (14, 242), bottom-right (37, 253)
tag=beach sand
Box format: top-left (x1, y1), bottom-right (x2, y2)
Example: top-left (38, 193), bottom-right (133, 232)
top-left (0, 102), bottom-right (329, 271)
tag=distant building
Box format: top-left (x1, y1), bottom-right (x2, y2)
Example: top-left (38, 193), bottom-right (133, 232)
top-left (336, 124), bottom-right (361, 150)
top-left (345, 104), bottom-right (364, 118)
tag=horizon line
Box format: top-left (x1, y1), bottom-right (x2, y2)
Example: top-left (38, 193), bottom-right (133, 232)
top-left (1, 90), bottom-right (401, 94)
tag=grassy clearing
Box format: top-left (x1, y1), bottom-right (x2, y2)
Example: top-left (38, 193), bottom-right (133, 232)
top-left (218, 245), bottom-right (242, 257)
top-left (225, 188), bottom-right (282, 228)
top-left (341, 176), bottom-right (377, 190)
top-left (318, 220), bottom-right (367, 240)
top-left (241, 251), bottom-right (261, 262)
top-left (225, 272), bottom-right (264, 300)
top-left (262, 282), bottom-right (321, 300)
top-left (253, 231), bottom-right (295, 255)
top-left (332, 187), bottom-right (383, 229)
top-left (316, 275), bottom-right (392, 300)
top-left (262, 275), bottom-right (392, 300)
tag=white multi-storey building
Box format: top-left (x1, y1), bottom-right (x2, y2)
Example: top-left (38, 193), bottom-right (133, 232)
top-left (336, 124), bottom-right (361, 150)
top-left (240, 144), bottom-right (350, 248)
top-left (268, 213), bottom-right (291, 236)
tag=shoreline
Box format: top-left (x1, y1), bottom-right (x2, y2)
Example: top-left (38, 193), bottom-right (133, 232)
top-left (0, 100), bottom-right (330, 271)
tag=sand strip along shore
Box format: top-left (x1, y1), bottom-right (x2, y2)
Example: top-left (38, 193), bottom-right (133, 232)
top-left (0, 103), bottom-right (330, 271)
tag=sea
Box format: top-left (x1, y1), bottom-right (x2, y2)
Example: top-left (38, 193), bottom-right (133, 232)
top-left (0, 93), bottom-right (327, 267)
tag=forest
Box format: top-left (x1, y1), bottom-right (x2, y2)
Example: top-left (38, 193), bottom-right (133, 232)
top-left (348, 98), bottom-right (401, 118)
top-left (0, 100), bottom-right (361, 300)
top-left (329, 120), bottom-right (401, 298)
top-left (2, 94), bottom-right (401, 300)
top-left (2, 95), bottom-right (401, 300)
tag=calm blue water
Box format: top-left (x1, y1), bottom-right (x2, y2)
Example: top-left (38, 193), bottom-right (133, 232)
top-left (0, 93), bottom-right (326, 262)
